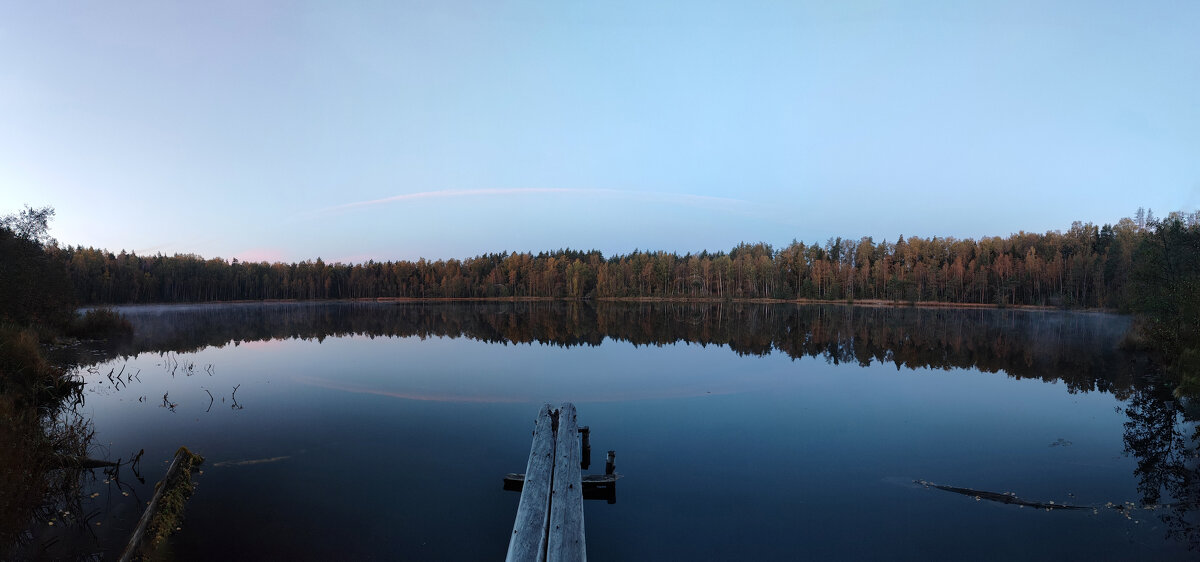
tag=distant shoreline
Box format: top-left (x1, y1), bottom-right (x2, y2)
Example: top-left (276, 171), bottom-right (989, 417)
top-left (90, 296), bottom-right (1110, 313)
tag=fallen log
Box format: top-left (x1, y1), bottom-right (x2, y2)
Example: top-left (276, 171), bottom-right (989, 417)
top-left (118, 447), bottom-right (204, 562)
top-left (915, 479), bottom-right (1086, 510)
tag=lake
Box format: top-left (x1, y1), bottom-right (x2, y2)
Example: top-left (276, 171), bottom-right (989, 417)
top-left (15, 301), bottom-right (1200, 559)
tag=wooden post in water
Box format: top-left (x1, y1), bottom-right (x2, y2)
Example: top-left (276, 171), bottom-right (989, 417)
top-left (548, 403), bottom-right (585, 562)
top-left (506, 404), bottom-right (557, 562)
top-left (578, 426), bottom-right (590, 470)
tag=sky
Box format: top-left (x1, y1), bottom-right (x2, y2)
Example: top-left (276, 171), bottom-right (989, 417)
top-left (1, 1), bottom-right (1197, 264)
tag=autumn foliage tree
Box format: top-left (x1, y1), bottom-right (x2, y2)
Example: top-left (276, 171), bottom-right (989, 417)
top-left (36, 210), bottom-right (1196, 317)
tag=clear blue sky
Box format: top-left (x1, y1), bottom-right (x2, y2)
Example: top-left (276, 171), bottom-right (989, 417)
top-left (2, 1), bottom-right (1197, 263)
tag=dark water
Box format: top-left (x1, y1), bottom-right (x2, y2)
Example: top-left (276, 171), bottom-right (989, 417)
top-left (18, 302), bottom-right (1200, 559)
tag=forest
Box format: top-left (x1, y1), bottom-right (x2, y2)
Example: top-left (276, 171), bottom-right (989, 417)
top-left (2, 206), bottom-right (1183, 387)
top-left (3, 207), bottom-right (1198, 372)
top-left (45, 209), bottom-right (1198, 311)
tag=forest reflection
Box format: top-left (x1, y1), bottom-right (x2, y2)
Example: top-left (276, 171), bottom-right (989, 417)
top-left (76, 301), bottom-right (1197, 547)
top-left (89, 301), bottom-right (1142, 392)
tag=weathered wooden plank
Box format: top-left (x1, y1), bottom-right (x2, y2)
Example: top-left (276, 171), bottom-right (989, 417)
top-left (548, 402), bottom-right (585, 562)
top-left (506, 404), bottom-right (556, 562)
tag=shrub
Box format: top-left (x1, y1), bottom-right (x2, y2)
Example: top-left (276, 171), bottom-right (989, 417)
top-left (67, 307), bottom-right (132, 340)
top-left (0, 324), bottom-right (60, 399)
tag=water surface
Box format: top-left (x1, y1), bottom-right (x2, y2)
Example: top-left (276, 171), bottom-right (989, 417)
top-left (20, 302), bottom-right (1200, 559)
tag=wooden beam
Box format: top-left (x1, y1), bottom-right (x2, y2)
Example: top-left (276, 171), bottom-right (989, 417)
top-left (548, 402), bottom-right (585, 562)
top-left (503, 473), bottom-right (621, 490)
top-left (506, 404), bottom-right (557, 562)
top-left (504, 474), bottom-right (618, 503)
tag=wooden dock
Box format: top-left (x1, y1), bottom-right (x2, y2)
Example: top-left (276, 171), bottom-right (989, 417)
top-left (505, 403), bottom-right (618, 562)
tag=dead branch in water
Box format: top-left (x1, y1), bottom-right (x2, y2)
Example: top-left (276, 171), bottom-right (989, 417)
top-left (914, 480), bottom-right (1161, 513)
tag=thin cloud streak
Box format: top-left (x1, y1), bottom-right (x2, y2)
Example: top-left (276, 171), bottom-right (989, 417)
top-left (321, 188), bottom-right (747, 213)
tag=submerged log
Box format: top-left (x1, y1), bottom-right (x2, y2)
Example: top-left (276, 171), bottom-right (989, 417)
top-left (915, 480), bottom-right (1086, 510)
top-left (118, 447), bottom-right (205, 562)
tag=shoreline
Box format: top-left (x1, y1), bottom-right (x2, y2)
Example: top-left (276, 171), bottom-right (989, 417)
top-left (86, 296), bottom-right (1117, 314)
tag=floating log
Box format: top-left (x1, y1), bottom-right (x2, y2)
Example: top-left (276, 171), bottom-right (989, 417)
top-left (547, 403), bottom-right (584, 562)
top-left (118, 447), bottom-right (204, 562)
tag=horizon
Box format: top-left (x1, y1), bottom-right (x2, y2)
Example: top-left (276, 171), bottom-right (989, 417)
top-left (41, 207), bottom-right (1170, 267)
top-left (2, 2), bottom-right (1197, 263)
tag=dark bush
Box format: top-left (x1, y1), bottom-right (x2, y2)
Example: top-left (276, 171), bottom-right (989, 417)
top-left (67, 307), bottom-right (133, 339)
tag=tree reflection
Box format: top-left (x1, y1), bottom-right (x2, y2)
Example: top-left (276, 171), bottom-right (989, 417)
top-left (1123, 381), bottom-right (1200, 546)
top-left (76, 302), bottom-right (1138, 387)
top-left (67, 301), bottom-right (1198, 546)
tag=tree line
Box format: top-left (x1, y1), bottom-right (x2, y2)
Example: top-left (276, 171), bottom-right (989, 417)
top-left (51, 209), bottom-right (1198, 312)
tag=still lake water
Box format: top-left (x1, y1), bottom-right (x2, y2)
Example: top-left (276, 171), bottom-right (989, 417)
top-left (23, 302), bottom-right (1200, 559)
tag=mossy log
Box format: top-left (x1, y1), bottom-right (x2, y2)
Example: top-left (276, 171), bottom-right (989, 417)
top-left (118, 446), bottom-right (204, 562)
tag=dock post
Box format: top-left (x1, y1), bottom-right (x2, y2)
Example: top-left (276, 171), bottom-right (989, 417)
top-left (579, 426), bottom-right (591, 469)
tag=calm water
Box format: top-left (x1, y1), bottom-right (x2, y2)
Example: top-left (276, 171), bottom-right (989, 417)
top-left (17, 302), bottom-right (1200, 559)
